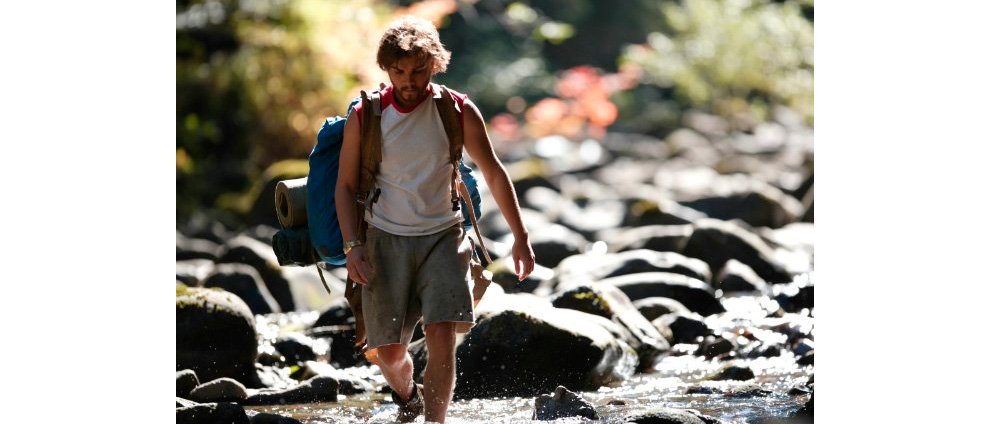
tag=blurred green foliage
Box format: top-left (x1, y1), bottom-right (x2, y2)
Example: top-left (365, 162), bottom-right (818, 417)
top-left (619, 0), bottom-right (814, 133)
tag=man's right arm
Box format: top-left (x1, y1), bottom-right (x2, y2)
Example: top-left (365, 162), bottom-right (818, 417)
top-left (336, 109), bottom-right (374, 284)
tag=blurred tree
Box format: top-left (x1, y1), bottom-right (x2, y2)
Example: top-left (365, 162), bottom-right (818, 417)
top-left (176, 0), bottom-right (393, 222)
top-left (619, 0), bottom-right (814, 133)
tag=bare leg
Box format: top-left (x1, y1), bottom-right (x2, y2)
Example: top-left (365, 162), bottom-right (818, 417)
top-left (375, 344), bottom-right (415, 401)
top-left (423, 322), bottom-right (457, 423)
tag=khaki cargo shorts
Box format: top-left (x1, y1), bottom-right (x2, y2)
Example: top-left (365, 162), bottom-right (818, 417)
top-left (362, 223), bottom-right (475, 349)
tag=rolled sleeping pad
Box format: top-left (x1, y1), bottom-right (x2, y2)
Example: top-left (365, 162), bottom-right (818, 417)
top-left (272, 227), bottom-right (316, 266)
top-left (275, 177), bottom-right (308, 228)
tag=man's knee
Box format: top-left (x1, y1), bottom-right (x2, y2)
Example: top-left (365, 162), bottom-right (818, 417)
top-left (376, 344), bottom-right (409, 368)
top-left (424, 322), bottom-right (457, 360)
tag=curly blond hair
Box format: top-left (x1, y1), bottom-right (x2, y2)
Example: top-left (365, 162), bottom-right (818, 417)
top-left (376, 15), bottom-right (451, 74)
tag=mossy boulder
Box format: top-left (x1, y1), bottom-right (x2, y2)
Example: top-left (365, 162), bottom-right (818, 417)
top-left (454, 304), bottom-right (637, 399)
top-left (176, 284), bottom-right (260, 387)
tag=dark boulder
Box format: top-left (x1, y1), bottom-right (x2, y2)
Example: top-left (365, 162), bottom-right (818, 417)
top-left (188, 377), bottom-right (248, 403)
top-left (687, 382), bottom-right (771, 398)
top-left (552, 284), bottom-right (670, 371)
top-left (599, 225), bottom-right (693, 254)
top-left (654, 312), bottom-right (711, 344)
top-left (273, 334), bottom-right (318, 364)
top-left (683, 219), bottom-right (792, 284)
top-left (556, 250), bottom-right (711, 287)
top-left (217, 234), bottom-right (296, 312)
top-left (773, 280), bottom-right (814, 313)
top-left (177, 231), bottom-right (221, 261)
top-left (600, 272), bottom-right (725, 316)
top-left (176, 284), bottom-right (260, 387)
top-left (508, 223), bottom-right (588, 268)
top-left (696, 336), bottom-right (735, 359)
top-left (797, 350), bottom-right (814, 366)
top-left (177, 369), bottom-right (200, 398)
top-left (176, 259), bottom-right (215, 287)
top-left (621, 197), bottom-right (705, 227)
top-left (709, 364), bottom-right (756, 381)
top-left (715, 259), bottom-right (769, 293)
top-left (633, 297), bottom-right (691, 321)
top-left (680, 184), bottom-right (802, 229)
top-left (306, 325), bottom-right (367, 369)
top-left (312, 298), bottom-right (355, 327)
top-left (176, 402), bottom-right (248, 424)
top-left (533, 385), bottom-right (599, 420)
top-left (249, 413), bottom-right (304, 424)
top-left (454, 300), bottom-right (637, 399)
top-left (243, 375), bottom-right (339, 405)
top-left (204, 263), bottom-right (281, 314)
top-left (625, 407), bottom-right (720, 424)
top-left (291, 361), bottom-right (377, 394)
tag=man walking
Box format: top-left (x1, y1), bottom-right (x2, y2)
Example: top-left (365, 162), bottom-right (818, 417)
top-left (335, 15), bottom-right (536, 423)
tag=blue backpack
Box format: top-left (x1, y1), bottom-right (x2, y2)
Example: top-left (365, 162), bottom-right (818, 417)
top-left (306, 90), bottom-right (483, 266)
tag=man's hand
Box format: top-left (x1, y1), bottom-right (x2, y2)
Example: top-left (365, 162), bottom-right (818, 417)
top-left (511, 236), bottom-right (536, 282)
top-left (346, 246), bottom-right (375, 285)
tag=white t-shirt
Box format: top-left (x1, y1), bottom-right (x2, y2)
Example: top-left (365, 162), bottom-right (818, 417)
top-left (352, 83), bottom-right (469, 236)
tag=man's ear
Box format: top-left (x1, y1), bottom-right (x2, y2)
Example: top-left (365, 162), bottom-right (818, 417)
top-left (379, 82), bottom-right (387, 90)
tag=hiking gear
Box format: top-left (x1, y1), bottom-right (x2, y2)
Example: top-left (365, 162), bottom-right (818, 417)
top-left (305, 89), bottom-right (484, 267)
top-left (271, 227), bottom-right (315, 266)
top-left (392, 383), bottom-right (425, 423)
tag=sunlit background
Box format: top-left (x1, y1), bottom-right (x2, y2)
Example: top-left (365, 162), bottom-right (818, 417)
top-left (176, 0), bottom-right (813, 225)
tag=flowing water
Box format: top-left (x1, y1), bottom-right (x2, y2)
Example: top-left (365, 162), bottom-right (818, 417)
top-left (246, 292), bottom-right (812, 423)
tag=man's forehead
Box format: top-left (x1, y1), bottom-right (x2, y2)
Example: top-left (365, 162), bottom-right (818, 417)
top-left (391, 56), bottom-right (431, 70)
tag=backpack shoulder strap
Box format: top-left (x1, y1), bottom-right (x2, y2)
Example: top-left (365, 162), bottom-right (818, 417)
top-left (434, 84), bottom-right (493, 265)
top-left (357, 89), bottom-right (383, 225)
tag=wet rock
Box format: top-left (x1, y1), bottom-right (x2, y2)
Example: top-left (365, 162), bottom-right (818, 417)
top-left (454, 302), bottom-right (637, 399)
top-left (682, 219), bottom-right (792, 284)
top-left (696, 336), bottom-right (735, 359)
top-left (625, 406), bottom-right (721, 424)
top-left (600, 272), bottom-right (725, 316)
top-left (249, 412), bottom-right (304, 424)
top-left (680, 183), bottom-right (802, 229)
top-left (176, 402), bottom-right (248, 424)
top-left (687, 382), bottom-right (771, 398)
top-left (243, 375), bottom-right (339, 405)
top-left (490, 259), bottom-right (550, 294)
top-left (558, 198), bottom-right (627, 240)
top-left (556, 250), bottom-right (711, 287)
top-left (189, 377), bottom-right (248, 402)
top-left (740, 342), bottom-right (782, 359)
top-left (506, 223), bottom-right (588, 268)
top-left (621, 197), bottom-right (704, 227)
top-left (632, 297), bottom-right (691, 321)
top-left (715, 259), bottom-right (769, 294)
top-left (792, 339), bottom-right (814, 357)
top-left (177, 369), bottom-right (200, 398)
top-left (217, 234), bottom-right (296, 312)
top-left (479, 207), bottom-right (550, 241)
top-left (293, 361), bottom-right (377, 394)
top-left (654, 312), bottom-right (711, 344)
top-left (204, 263), bottom-right (281, 314)
top-left (552, 284), bottom-right (670, 371)
top-left (176, 259), bottom-right (216, 287)
top-left (177, 231), bottom-right (222, 261)
top-left (243, 224), bottom-right (280, 245)
top-left (599, 225), bottom-right (693, 254)
top-left (176, 284), bottom-right (260, 387)
top-left (772, 280), bottom-right (814, 313)
top-left (313, 298), bottom-right (355, 327)
top-left (273, 334), bottom-right (318, 364)
top-left (176, 397), bottom-right (197, 408)
top-left (533, 385), bottom-right (599, 420)
top-left (305, 325), bottom-right (367, 369)
top-left (797, 351), bottom-right (814, 366)
top-left (709, 364), bottom-right (756, 381)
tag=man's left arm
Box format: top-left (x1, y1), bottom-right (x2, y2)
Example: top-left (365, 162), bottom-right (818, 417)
top-left (461, 101), bottom-right (536, 281)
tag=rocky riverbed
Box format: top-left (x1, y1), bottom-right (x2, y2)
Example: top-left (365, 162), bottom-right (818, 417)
top-left (177, 109), bottom-right (813, 423)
